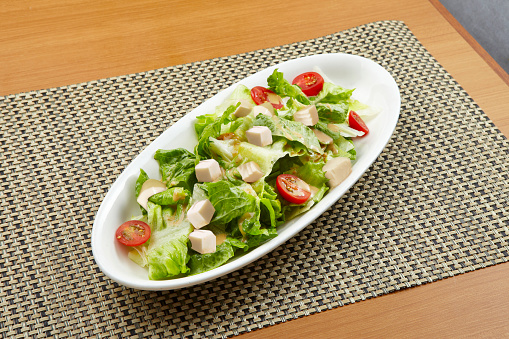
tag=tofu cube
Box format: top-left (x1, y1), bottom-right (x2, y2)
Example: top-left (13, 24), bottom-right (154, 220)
top-left (322, 157), bottom-right (352, 188)
top-left (237, 161), bottom-right (264, 183)
top-left (195, 159), bottom-right (221, 182)
top-left (136, 186), bottom-right (166, 210)
top-left (246, 126), bottom-right (273, 147)
top-left (189, 230), bottom-right (216, 254)
top-left (312, 129), bottom-right (333, 144)
top-left (187, 199), bottom-right (215, 229)
top-left (253, 102), bottom-right (274, 117)
top-left (233, 99), bottom-right (253, 117)
top-left (294, 105), bottom-right (319, 126)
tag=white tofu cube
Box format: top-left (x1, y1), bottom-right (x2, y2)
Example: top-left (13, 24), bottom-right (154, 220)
top-left (237, 161), bottom-right (264, 183)
top-left (246, 126), bottom-right (273, 147)
top-left (312, 129), bottom-right (333, 144)
top-left (136, 179), bottom-right (167, 210)
top-left (233, 99), bottom-right (253, 117)
top-left (294, 105), bottom-right (319, 126)
top-left (137, 186), bottom-right (166, 210)
top-left (253, 102), bottom-right (274, 117)
top-left (195, 159), bottom-right (221, 182)
top-left (322, 157), bottom-right (352, 188)
top-left (187, 199), bottom-right (215, 229)
top-left (189, 230), bottom-right (216, 254)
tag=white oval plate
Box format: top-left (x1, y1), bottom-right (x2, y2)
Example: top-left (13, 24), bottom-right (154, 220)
top-left (92, 53), bottom-right (400, 290)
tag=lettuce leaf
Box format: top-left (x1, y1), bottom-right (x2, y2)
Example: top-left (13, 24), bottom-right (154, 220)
top-left (267, 69), bottom-right (310, 105)
top-left (148, 187), bottom-right (190, 206)
top-left (135, 202), bottom-right (193, 280)
top-left (283, 184), bottom-right (328, 220)
top-left (195, 104), bottom-right (237, 160)
top-left (295, 160), bottom-right (328, 188)
top-left (314, 82), bottom-right (354, 104)
top-left (188, 237), bottom-right (248, 275)
top-left (135, 169), bottom-right (149, 198)
top-left (254, 114), bottom-right (322, 154)
top-left (154, 148), bottom-right (197, 191)
top-left (259, 182), bottom-right (284, 228)
top-left (237, 139), bottom-right (288, 179)
top-left (315, 103), bottom-right (348, 123)
top-left (201, 180), bottom-right (258, 226)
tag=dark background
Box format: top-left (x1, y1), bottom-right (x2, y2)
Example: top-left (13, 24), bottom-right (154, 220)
top-left (440, 0), bottom-right (509, 74)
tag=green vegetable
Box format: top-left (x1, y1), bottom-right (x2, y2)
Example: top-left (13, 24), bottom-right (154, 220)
top-left (254, 114), bottom-right (322, 154)
top-left (188, 237), bottom-right (248, 275)
top-left (315, 103), bottom-right (348, 123)
top-left (267, 69), bottom-right (310, 105)
top-left (314, 82), bottom-right (354, 104)
top-left (148, 187), bottom-right (190, 206)
top-left (201, 180), bottom-right (258, 226)
top-left (195, 104), bottom-right (238, 160)
top-left (131, 202), bottom-right (194, 280)
top-left (135, 169), bottom-right (149, 198)
top-left (154, 148), bottom-right (197, 191)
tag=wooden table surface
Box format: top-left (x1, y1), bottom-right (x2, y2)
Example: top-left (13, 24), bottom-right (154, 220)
top-left (2, 0), bottom-right (508, 337)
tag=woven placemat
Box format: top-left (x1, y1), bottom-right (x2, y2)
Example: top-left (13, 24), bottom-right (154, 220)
top-left (1, 20), bottom-right (508, 338)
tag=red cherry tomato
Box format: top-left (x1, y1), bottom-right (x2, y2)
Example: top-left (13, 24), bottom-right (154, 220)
top-left (348, 110), bottom-right (369, 136)
top-left (276, 174), bottom-right (311, 204)
top-left (115, 220), bottom-right (151, 246)
top-left (250, 86), bottom-right (283, 109)
top-left (292, 72), bottom-right (324, 97)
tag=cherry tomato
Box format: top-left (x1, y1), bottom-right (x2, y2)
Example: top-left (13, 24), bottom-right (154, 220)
top-left (276, 174), bottom-right (311, 204)
top-left (115, 220), bottom-right (151, 246)
top-left (250, 86), bottom-right (283, 109)
top-left (292, 72), bottom-right (324, 97)
top-left (348, 110), bottom-right (369, 136)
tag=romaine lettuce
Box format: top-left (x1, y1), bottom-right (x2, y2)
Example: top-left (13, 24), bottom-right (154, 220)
top-left (254, 114), bottom-right (322, 154)
top-left (154, 148), bottom-right (197, 191)
top-left (267, 69), bottom-right (310, 105)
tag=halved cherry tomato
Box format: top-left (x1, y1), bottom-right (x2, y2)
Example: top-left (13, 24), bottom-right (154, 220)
top-left (292, 72), bottom-right (324, 97)
top-left (115, 220), bottom-right (151, 246)
top-left (250, 86), bottom-right (283, 109)
top-left (348, 110), bottom-right (369, 136)
top-left (276, 174), bottom-right (311, 204)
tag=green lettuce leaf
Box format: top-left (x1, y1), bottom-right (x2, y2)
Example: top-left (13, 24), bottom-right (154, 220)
top-left (295, 161), bottom-right (328, 188)
top-left (195, 114), bottom-right (216, 138)
top-left (188, 237), bottom-right (248, 275)
top-left (237, 139), bottom-right (288, 180)
top-left (135, 169), bottom-right (149, 198)
top-left (129, 201), bottom-right (194, 280)
top-left (201, 180), bottom-right (258, 226)
top-left (267, 69), bottom-right (310, 105)
top-left (254, 114), bottom-right (322, 154)
top-left (259, 182), bottom-right (284, 228)
top-left (154, 148), bottom-right (197, 191)
top-left (195, 104), bottom-right (237, 160)
top-left (148, 187), bottom-right (190, 206)
top-left (283, 184), bottom-right (328, 220)
top-left (315, 103), bottom-right (348, 123)
top-left (314, 82), bottom-right (354, 104)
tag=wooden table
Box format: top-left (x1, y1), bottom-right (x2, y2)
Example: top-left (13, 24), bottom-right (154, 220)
top-left (2, 1), bottom-right (508, 337)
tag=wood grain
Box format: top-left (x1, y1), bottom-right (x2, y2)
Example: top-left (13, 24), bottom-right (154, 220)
top-left (239, 264), bottom-right (509, 338)
top-left (1, 0), bottom-right (508, 337)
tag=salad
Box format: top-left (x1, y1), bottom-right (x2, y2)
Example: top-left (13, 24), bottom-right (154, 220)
top-left (114, 69), bottom-right (377, 280)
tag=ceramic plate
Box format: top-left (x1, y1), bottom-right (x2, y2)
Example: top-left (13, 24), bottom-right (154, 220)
top-left (91, 53), bottom-right (401, 290)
